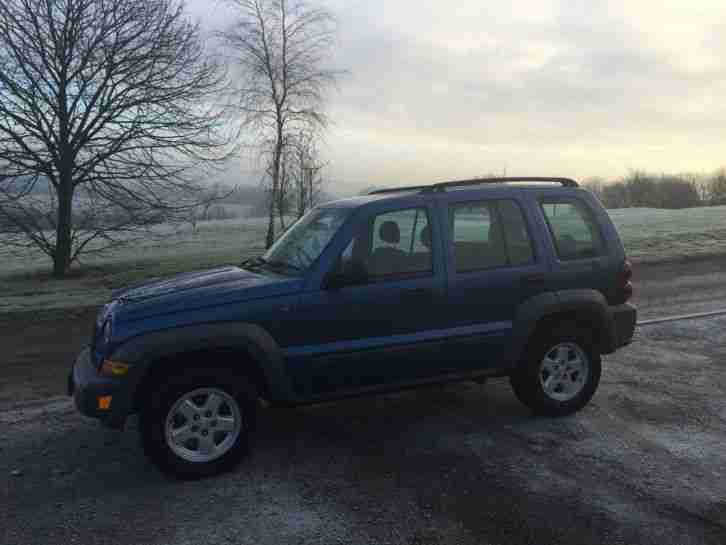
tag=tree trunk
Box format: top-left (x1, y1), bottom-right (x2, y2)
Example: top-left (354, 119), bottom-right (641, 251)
top-left (53, 179), bottom-right (74, 277)
top-left (265, 165), bottom-right (278, 248)
top-left (265, 191), bottom-right (276, 248)
top-left (297, 174), bottom-right (305, 218)
top-left (277, 155), bottom-right (286, 232)
top-left (265, 123), bottom-right (284, 248)
top-left (298, 167), bottom-right (307, 218)
top-left (307, 168), bottom-right (315, 210)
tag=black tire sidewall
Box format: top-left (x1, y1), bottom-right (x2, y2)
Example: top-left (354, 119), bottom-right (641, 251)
top-left (140, 371), bottom-right (257, 480)
top-left (513, 330), bottom-right (601, 416)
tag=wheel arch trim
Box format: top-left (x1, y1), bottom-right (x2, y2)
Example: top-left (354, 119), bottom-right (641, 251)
top-left (509, 289), bottom-right (615, 367)
top-left (110, 323), bottom-right (299, 415)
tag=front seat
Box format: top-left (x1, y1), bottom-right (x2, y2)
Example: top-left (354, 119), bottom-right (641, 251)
top-left (420, 224), bottom-right (431, 249)
top-left (486, 217), bottom-right (508, 268)
top-left (371, 220), bottom-right (406, 276)
top-left (558, 234), bottom-right (578, 259)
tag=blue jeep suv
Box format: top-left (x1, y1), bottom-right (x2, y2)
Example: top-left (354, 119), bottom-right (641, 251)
top-left (69, 177), bottom-right (636, 478)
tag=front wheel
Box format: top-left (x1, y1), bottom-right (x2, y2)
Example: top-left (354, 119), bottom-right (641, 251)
top-left (140, 371), bottom-right (257, 479)
top-left (510, 330), bottom-right (601, 417)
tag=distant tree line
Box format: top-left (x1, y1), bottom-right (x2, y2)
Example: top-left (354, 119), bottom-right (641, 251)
top-left (583, 169), bottom-right (726, 209)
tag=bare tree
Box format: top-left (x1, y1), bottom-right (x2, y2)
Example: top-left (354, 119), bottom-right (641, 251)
top-left (221, 0), bottom-right (338, 248)
top-left (709, 168), bottom-right (726, 206)
top-left (582, 177), bottom-right (605, 204)
top-left (275, 140), bottom-right (293, 231)
top-left (624, 171), bottom-right (659, 208)
top-left (291, 130), bottom-right (323, 218)
top-left (601, 182), bottom-right (630, 209)
top-left (657, 174), bottom-right (701, 209)
top-left (0, 0), bottom-right (232, 276)
top-left (258, 140), bottom-right (292, 233)
top-left (190, 183), bottom-right (236, 232)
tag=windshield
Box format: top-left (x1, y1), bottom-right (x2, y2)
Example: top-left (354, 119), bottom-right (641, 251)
top-left (262, 208), bottom-right (351, 272)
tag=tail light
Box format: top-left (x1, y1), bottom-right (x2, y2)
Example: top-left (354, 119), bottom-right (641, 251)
top-left (616, 259), bottom-right (633, 303)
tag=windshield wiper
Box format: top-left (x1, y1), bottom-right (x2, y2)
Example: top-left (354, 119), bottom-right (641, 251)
top-left (241, 256), bottom-right (302, 274)
top-left (264, 259), bottom-right (303, 272)
top-left (240, 256), bottom-right (267, 269)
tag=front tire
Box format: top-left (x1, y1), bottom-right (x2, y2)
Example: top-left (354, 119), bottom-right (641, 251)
top-left (140, 371), bottom-right (257, 479)
top-left (510, 328), bottom-right (601, 416)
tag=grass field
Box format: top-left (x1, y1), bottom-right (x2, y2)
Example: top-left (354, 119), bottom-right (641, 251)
top-left (1, 206), bottom-right (725, 313)
top-left (609, 206), bottom-right (726, 260)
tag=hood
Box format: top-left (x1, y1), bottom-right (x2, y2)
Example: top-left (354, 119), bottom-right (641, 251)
top-left (112, 266), bottom-right (303, 322)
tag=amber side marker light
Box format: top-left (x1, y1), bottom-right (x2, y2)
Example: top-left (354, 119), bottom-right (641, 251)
top-left (100, 360), bottom-right (130, 377)
top-left (98, 396), bottom-right (113, 410)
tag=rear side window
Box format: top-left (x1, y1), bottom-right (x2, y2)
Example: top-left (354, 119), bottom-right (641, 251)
top-left (540, 200), bottom-right (605, 260)
top-left (450, 200), bottom-right (535, 272)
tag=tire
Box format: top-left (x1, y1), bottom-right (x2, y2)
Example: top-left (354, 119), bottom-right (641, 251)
top-left (139, 370), bottom-right (257, 479)
top-left (510, 326), bottom-right (601, 417)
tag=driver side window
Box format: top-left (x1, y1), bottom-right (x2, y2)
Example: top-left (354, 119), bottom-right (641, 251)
top-left (338, 207), bottom-right (434, 282)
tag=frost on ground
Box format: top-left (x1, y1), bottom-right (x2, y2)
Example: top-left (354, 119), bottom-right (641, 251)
top-left (0, 217), bottom-right (274, 312)
top-left (1, 316), bottom-right (726, 545)
top-left (609, 205), bottom-right (726, 261)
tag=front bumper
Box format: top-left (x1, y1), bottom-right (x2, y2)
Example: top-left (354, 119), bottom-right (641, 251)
top-left (610, 303), bottom-right (637, 349)
top-left (68, 347), bottom-right (126, 426)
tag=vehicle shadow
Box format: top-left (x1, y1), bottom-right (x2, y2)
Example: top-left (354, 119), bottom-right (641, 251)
top-left (42, 379), bottom-right (539, 489)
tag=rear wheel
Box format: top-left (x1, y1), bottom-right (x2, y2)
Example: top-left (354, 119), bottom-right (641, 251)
top-left (140, 371), bottom-right (257, 479)
top-left (510, 327), bottom-right (601, 416)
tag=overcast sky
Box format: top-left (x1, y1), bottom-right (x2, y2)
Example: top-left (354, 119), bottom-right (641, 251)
top-left (192, 0), bottom-right (726, 191)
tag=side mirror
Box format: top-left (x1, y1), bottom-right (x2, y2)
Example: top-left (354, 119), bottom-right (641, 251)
top-left (323, 260), bottom-right (368, 290)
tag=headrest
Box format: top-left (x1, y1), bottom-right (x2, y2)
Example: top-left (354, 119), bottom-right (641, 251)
top-left (420, 224), bottom-right (431, 249)
top-left (488, 219), bottom-right (502, 243)
top-left (379, 220), bottom-right (400, 244)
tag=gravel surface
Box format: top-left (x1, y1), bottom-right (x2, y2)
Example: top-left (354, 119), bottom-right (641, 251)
top-left (2, 258), bottom-right (726, 545)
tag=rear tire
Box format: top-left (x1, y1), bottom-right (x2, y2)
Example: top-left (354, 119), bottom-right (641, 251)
top-left (510, 326), bottom-right (601, 417)
top-left (140, 370), bottom-right (257, 480)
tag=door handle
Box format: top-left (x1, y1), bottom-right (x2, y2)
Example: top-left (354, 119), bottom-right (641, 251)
top-left (521, 273), bottom-right (546, 286)
top-left (401, 288), bottom-right (431, 301)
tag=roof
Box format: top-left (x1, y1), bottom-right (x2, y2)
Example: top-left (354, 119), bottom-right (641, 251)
top-left (320, 193), bottom-right (399, 209)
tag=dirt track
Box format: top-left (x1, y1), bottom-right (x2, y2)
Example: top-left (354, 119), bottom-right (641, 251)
top-left (1, 256), bottom-right (725, 545)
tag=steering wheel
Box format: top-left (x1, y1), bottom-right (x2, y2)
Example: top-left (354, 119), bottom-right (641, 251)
top-left (296, 245), bottom-right (313, 266)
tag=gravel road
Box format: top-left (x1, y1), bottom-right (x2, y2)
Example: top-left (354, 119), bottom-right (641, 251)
top-left (1, 259), bottom-right (726, 545)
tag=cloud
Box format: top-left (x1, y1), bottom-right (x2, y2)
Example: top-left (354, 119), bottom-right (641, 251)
top-left (193, 0), bottom-right (726, 191)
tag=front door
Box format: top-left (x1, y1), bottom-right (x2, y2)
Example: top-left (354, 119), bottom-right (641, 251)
top-left (285, 203), bottom-right (448, 398)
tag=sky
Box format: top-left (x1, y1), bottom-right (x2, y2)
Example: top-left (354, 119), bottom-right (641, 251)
top-left (191, 0), bottom-right (726, 192)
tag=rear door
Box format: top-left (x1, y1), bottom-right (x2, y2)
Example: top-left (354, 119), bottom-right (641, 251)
top-left (441, 194), bottom-right (549, 371)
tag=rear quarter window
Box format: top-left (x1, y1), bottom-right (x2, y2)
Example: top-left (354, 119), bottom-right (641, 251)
top-left (540, 199), bottom-right (605, 261)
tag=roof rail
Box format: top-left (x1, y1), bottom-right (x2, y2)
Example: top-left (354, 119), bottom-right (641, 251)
top-left (431, 176), bottom-right (578, 191)
top-left (368, 177), bottom-right (578, 195)
top-left (367, 185), bottom-right (436, 195)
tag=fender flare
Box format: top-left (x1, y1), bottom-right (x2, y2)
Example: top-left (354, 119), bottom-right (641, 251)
top-left (508, 289), bottom-right (615, 367)
top-left (110, 323), bottom-right (300, 411)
